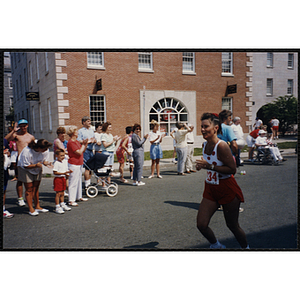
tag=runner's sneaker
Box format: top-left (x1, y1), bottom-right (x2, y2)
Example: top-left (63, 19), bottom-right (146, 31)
top-left (64, 191), bottom-right (69, 197)
top-left (3, 210), bottom-right (14, 218)
top-left (17, 197), bottom-right (26, 207)
top-left (55, 206), bottom-right (64, 214)
top-left (61, 202), bottom-right (71, 211)
top-left (210, 240), bottom-right (226, 249)
top-left (137, 181), bottom-right (145, 186)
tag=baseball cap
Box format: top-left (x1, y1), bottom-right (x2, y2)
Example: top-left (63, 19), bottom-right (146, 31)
top-left (18, 119), bottom-right (28, 125)
top-left (258, 129), bottom-right (267, 135)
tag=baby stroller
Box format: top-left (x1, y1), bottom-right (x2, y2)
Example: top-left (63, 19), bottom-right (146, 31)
top-left (84, 152), bottom-right (118, 197)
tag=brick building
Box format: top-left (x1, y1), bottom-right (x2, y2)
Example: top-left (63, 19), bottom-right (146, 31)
top-left (11, 51), bottom-right (251, 150)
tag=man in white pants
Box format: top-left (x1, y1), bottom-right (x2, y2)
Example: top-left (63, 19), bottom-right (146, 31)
top-left (185, 124), bottom-right (196, 173)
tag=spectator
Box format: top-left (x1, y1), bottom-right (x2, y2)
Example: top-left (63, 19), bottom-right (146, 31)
top-left (231, 117), bottom-right (245, 167)
top-left (126, 129), bottom-right (134, 179)
top-left (67, 126), bottom-right (89, 206)
top-left (246, 125), bottom-right (264, 161)
top-left (101, 122), bottom-right (121, 179)
top-left (94, 122), bottom-right (103, 153)
top-left (185, 123), bottom-right (196, 173)
top-left (53, 149), bottom-right (72, 214)
top-left (17, 139), bottom-right (53, 216)
top-left (4, 119), bottom-right (35, 207)
top-left (3, 139), bottom-right (14, 218)
top-left (218, 110), bottom-right (238, 160)
top-left (132, 123), bottom-right (148, 186)
top-left (116, 126), bottom-right (132, 183)
top-left (77, 116), bottom-right (96, 188)
top-left (171, 122), bottom-right (193, 175)
top-left (253, 117), bottom-right (263, 130)
top-left (148, 120), bottom-right (165, 179)
top-left (53, 126), bottom-right (69, 196)
top-left (270, 116), bottom-right (280, 139)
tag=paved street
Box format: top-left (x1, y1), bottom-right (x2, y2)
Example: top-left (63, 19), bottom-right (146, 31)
top-left (3, 151), bottom-right (297, 250)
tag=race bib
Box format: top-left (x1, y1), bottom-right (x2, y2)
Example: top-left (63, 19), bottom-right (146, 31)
top-left (206, 170), bottom-right (219, 185)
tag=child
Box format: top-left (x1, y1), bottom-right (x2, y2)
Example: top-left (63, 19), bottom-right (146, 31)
top-left (125, 127), bottom-right (134, 179)
top-left (116, 126), bottom-right (132, 183)
top-left (53, 149), bottom-right (73, 214)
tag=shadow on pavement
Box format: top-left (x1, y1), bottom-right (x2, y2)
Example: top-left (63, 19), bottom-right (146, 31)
top-left (164, 200), bottom-right (199, 210)
top-left (123, 241), bottom-right (159, 249)
top-left (189, 223), bottom-right (297, 250)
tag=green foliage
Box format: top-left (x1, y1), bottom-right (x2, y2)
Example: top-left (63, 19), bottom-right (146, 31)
top-left (261, 95), bottom-right (298, 135)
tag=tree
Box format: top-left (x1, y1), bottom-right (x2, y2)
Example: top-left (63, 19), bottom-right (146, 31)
top-left (261, 95), bottom-right (298, 136)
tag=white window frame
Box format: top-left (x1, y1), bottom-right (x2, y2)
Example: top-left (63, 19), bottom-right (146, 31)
top-left (8, 77), bottom-right (13, 89)
top-left (36, 53), bottom-right (40, 81)
top-left (47, 98), bottom-right (52, 131)
top-left (266, 78), bottom-right (273, 96)
top-left (267, 52), bottom-right (273, 67)
top-left (287, 79), bottom-right (293, 95)
top-left (222, 97), bottom-right (232, 112)
top-left (29, 61), bottom-right (33, 87)
top-left (138, 52), bottom-right (153, 72)
top-left (31, 105), bottom-right (36, 132)
top-left (87, 52), bottom-right (105, 70)
top-left (182, 52), bottom-right (195, 74)
top-left (288, 53), bottom-right (294, 69)
top-left (45, 52), bottom-right (49, 74)
top-left (39, 103), bottom-right (43, 132)
top-left (89, 95), bottom-right (106, 126)
top-left (222, 52), bottom-right (233, 76)
top-left (149, 98), bottom-right (188, 136)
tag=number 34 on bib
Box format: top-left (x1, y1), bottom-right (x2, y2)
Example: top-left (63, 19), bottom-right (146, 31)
top-left (206, 170), bottom-right (219, 185)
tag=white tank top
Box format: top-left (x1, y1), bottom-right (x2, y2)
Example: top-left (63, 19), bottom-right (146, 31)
top-left (203, 140), bottom-right (231, 182)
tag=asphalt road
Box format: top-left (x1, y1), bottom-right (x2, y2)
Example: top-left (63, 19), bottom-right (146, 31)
top-left (3, 153), bottom-right (298, 250)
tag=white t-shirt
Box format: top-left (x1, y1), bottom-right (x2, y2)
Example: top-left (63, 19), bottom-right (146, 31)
top-left (53, 159), bottom-right (69, 177)
top-left (271, 119), bottom-right (279, 126)
top-left (174, 130), bottom-right (189, 148)
top-left (17, 146), bottom-right (49, 175)
top-left (255, 119), bottom-right (262, 128)
top-left (149, 131), bottom-right (161, 143)
top-left (231, 124), bottom-right (244, 140)
top-left (255, 136), bottom-right (268, 146)
top-left (94, 132), bottom-right (103, 151)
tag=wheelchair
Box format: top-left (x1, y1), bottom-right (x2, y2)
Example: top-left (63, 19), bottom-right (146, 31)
top-left (252, 146), bottom-right (278, 165)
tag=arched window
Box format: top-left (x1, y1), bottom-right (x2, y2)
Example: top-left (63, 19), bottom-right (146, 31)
top-left (149, 98), bottom-right (188, 135)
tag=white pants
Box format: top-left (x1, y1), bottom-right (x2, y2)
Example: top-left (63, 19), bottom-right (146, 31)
top-left (68, 164), bottom-right (83, 202)
top-left (186, 144), bottom-right (194, 171)
top-left (268, 146), bottom-right (283, 161)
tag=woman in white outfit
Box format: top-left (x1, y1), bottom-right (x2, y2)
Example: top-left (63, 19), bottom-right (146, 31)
top-left (66, 126), bottom-right (88, 206)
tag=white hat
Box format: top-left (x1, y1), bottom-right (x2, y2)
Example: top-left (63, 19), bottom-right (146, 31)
top-left (258, 129), bottom-right (267, 135)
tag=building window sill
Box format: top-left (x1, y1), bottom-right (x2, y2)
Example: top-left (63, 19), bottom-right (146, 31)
top-left (221, 73), bottom-right (234, 77)
top-left (266, 66), bottom-right (273, 68)
top-left (266, 94), bottom-right (273, 97)
top-left (138, 68), bottom-right (154, 73)
top-left (87, 65), bottom-right (106, 70)
top-left (182, 71), bottom-right (196, 76)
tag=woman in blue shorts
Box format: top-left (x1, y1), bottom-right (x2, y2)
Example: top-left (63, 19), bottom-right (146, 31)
top-left (148, 120), bottom-right (165, 179)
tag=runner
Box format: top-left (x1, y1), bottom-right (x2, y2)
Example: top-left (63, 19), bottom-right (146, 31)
top-left (196, 113), bottom-right (249, 249)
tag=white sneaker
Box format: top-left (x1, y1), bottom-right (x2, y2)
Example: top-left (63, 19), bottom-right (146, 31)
top-left (210, 241), bottom-right (226, 249)
top-left (17, 198), bottom-right (26, 207)
top-left (61, 202), bottom-right (71, 211)
top-left (137, 181), bottom-right (145, 186)
top-left (64, 191), bottom-right (69, 197)
top-left (55, 206), bottom-right (64, 214)
top-left (3, 210), bottom-right (14, 218)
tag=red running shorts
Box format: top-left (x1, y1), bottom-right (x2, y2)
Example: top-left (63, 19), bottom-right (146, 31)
top-left (203, 175), bottom-right (244, 205)
top-left (53, 177), bottom-right (66, 192)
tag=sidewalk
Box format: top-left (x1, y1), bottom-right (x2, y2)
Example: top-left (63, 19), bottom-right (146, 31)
top-left (17, 136), bottom-right (295, 176)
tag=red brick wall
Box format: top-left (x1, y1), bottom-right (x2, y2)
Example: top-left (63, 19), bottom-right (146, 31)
top-left (61, 52), bottom-right (248, 136)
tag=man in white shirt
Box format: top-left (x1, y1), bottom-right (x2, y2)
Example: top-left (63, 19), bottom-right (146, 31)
top-left (253, 117), bottom-right (263, 130)
top-left (231, 117), bottom-right (245, 167)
